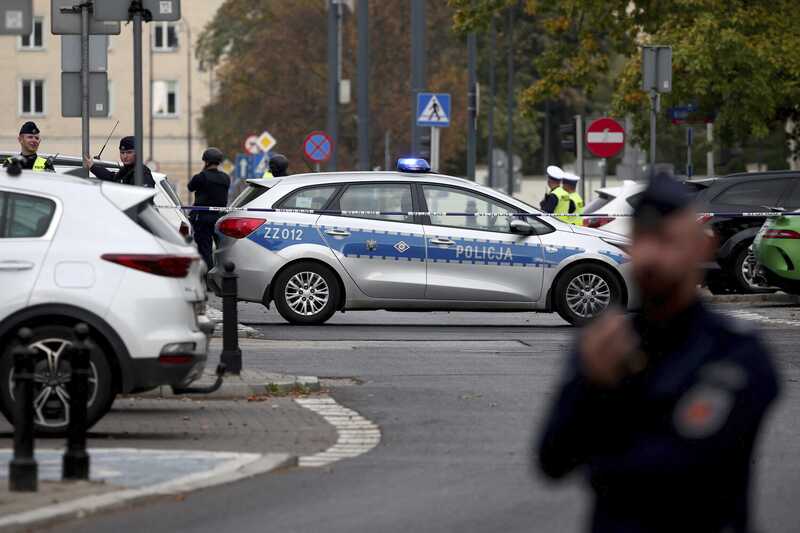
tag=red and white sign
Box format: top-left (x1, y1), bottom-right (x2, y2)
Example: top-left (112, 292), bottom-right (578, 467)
top-left (244, 134), bottom-right (260, 155)
top-left (585, 117), bottom-right (625, 158)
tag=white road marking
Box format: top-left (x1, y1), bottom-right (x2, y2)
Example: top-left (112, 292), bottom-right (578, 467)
top-left (296, 396), bottom-right (381, 468)
top-left (723, 309), bottom-right (800, 327)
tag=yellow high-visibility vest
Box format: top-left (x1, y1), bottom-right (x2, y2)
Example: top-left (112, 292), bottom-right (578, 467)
top-left (262, 170), bottom-right (274, 179)
top-left (552, 186), bottom-right (572, 223)
top-left (5, 156), bottom-right (48, 171)
top-left (563, 191), bottom-right (585, 226)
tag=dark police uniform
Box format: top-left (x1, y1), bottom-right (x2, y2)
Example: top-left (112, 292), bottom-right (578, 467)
top-left (3, 121), bottom-right (54, 171)
top-left (537, 173), bottom-right (780, 533)
top-left (188, 167), bottom-right (230, 267)
top-left (90, 136), bottom-right (155, 187)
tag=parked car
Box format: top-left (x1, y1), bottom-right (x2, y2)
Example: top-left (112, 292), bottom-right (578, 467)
top-left (209, 160), bottom-right (638, 326)
top-left (582, 181), bottom-right (645, 235)
top-left (753, 209), bottom-right (800, 294)
top-left (0, 152), bottom-right (192, 237)
top-left (0, 164), bottom-right (213, 434)
top-left (695, 171), bottom-right (800, 294)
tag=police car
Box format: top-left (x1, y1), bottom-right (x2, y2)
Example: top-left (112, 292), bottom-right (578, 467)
top-left (209, 159), bottom-right (637, 326)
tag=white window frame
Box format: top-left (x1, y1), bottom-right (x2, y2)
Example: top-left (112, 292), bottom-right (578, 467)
top-left (107, 79), bottom-right (114, 117)
top-left (17, 17), bottom-right (45, 51)
top-left (152, 21), bottom-right (179, 52)
top-left (152, 80), bottom-right (180, 118)
top-left (19, 79), bottom-right (46, 117)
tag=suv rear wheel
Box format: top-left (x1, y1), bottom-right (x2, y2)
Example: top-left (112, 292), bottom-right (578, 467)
top-left (554, 263), bottom-right (622, 326)
top-left (0, 325), bottom-right (115, 436)
top-left (273, 262), bottom-right (340, 325)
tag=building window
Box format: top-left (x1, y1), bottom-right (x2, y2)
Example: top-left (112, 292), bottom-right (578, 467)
top-left (20, 79), bottom-right (45, 116)
top-left (153, 80), bottom-right (179, 117)
top-left (19, 18), bottom-right (44, 50)
top-left (152, 22), bottom-right (179, 51)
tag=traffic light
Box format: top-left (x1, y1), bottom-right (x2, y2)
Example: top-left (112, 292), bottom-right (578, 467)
top-left (418, 131), bottom-right (432, 160)
top-left (559, 122), bottom-right (576, 155)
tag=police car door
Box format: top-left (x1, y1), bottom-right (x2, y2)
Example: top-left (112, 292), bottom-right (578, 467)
top-left (317, 182), bottom-right (426, 298)
top-left (420, 184), bottom-right (544, 302)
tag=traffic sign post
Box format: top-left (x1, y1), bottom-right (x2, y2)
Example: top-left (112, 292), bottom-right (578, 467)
top-left (642, 45), bottom-right (672, 169)
top-left (257, 131), bottom-right (277, 154)
top-left (304, 131), bottom-right (334, 171)
top-left (244, 134), bottom-right (259, 155)
top-left (586, 117), bottom-right (625, 193)
top-left (234, 154), bottom-right (249, 179)
top-left (416, 93), bottom-right (451, 172)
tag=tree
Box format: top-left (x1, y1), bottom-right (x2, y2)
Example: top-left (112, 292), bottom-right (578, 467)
top-left (450, 0), bottom-right (800, 158)
top-left (196, 1), bottom-right (472, 174)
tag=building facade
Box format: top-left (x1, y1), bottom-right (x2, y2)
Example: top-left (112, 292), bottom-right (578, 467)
top-left (0, 0), bottom-right (224, 201)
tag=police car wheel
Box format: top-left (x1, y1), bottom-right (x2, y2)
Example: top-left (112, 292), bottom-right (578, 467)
top-left (0, 325), bottom-right (115, 436)
top-left (273, 263), bottom-right (339, 325)
top-left (554, 264), bottom-right (622, 326)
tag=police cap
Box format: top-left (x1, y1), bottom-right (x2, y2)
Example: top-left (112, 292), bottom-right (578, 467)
top-left (202, 147), bottom-right (224, 165)
top-left (269, 153), bottom-right (289, 177)
top-left (632, 172), bottom-right (692, 230)
top-left (119, 136), bottom-right (136, 151)
top-left (19, 121), bottom-right (40, 135)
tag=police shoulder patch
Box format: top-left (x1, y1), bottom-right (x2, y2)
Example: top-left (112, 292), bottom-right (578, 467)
top-left (673, 384), bottom-right (735, 439)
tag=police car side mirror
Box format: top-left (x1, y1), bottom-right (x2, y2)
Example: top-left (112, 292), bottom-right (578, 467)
top-left (510, 219), bottom-right (533, 235)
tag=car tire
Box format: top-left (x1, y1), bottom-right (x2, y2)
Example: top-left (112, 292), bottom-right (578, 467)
top-left (732, 243), bottom-right (776, 294)
top-left (273, 262), bottom-right (340, 325)
top-left (0, 325), bottom-right (116, 436)
top-left (554, 263), bottom-right (623, 326)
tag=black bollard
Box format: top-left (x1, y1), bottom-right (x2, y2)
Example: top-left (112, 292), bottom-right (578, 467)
top-left (219, 262), bottom-right (242, 374)
top-left (9, 328), bottom-right (37, 492)
top-left (62, 323), bottom-right (91, 480)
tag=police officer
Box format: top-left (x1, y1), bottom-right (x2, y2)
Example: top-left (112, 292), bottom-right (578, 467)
top-left (83, 136), bottom-right (155, 187)
top-left (540, 165), bottom-right (570, 215)
top-left (188, 147), bottom-right (231, 268)
top-left (261, 153), bottom-right (289, 179)
top-left (561, 172), bottom-right (584, 226)
top-left (536, 172), bottom-right (780, 533)
top-left (3, 121), bottom-right (55, 171)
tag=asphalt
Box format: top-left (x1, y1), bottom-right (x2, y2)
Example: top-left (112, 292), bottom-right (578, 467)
top-left (46, 301), bottom-right (800, 533)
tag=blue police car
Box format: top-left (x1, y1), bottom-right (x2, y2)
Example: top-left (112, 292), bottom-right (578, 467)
top-left (208, 159), bottom-right (637, 325)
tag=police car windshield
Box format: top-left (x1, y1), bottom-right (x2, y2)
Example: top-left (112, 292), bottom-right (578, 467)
top-left (231, 185), bottom-right (269, 208)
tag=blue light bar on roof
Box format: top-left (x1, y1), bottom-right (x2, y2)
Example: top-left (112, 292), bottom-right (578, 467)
top-left (397, 158), bottom-right (431, 173)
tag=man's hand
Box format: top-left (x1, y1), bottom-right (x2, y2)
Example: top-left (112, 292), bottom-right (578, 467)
top-left (82, 155), bottom-right (93, 169)
top-left (579, 308), bottom-right (640, 388)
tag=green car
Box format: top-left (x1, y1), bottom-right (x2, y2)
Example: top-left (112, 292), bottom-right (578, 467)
top-left (753, 211), bottom-right (800, 293)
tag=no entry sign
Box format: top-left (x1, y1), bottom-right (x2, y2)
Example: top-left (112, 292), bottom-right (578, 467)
top-left (304, 131), bottom-right (333, 163)
top-left (585, 117), bottom-right (625, 158)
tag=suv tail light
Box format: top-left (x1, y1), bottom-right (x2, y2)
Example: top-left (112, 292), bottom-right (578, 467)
top-left (102, 254), bottom-right (196, 277)
top-left (696, 214), bottom-right (713, 225)
top-left (217, 217), bottom-right (265, 239)
top-left (584, 217), bottom-right (614, 228)
top-left (763, 229), bottom-right (800, 239)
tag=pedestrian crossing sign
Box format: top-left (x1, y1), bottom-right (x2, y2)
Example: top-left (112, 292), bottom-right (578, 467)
top-left (416, 93), bottom-right (451, 127)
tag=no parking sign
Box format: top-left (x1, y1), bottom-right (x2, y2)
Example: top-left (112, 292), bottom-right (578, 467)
top-left (303, 131), bottom-right (333, 164)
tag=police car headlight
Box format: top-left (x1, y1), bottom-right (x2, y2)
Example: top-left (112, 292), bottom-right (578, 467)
top-left (601, 237), bottom-right (631, 254)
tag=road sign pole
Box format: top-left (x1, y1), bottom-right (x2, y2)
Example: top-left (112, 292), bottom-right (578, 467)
top-left (326, 0), bottom-right (339, 171)
top-left (576, 115), bottom-right (584, 197)
top-left (80, 4), bottom-right (90, 178)
top-left (687, 126), bottom-right (694, 178)
top-left (650, 90), bottom-right (657, 171)
top-left (410, 0), bottom-right (426, 155)
top-left (133, 5), bottom-right (144, 187)
top-left (430, 127), bottom-right (440, 172)
top-left (487, 17), bottom-right (496, 189)
top-left (506, 4), bottom-right (514, 196)
top-left (707, 122), bottom-right (714, 177)
top-left (467, 28), bottom-right (477, 180)
top-left (357, 0), bottom-right (369, 171)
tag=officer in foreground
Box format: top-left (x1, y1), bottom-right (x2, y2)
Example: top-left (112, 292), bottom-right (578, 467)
top-left (3, 121), bottom-right (55, 171)
top-left (561, 172), bottom-right (584, 226)
top-left (188, 148), bottom-right (231, 268)
top-left (261, 153), bottom-right (289, 179)
top-left (539, 165), bottom-right (569, 214)
top-left (83, 136), bottom-right (154, 187)
top-left (536, 172), bottom-right (780, 533)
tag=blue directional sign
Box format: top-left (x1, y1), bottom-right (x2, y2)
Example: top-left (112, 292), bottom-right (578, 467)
top-left (234, 153), bottom-right (249, 179)
top-left (416, 93), bottom-right (451, 127)
top-left (250, 152), bottom-right (268, 177)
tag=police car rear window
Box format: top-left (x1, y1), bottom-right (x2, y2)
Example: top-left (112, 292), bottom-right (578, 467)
top-left (584, 193), bottom-right (613, 214)
top-left (231, 185), bottom-right (269, 208)
top-left (278, 186), bottom-right (338, 211)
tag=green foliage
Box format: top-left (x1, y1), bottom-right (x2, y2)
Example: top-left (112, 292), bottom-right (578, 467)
top-left (450, 0), bottom-right (800, 152)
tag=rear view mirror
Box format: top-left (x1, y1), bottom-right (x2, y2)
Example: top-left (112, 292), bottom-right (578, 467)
top-left (510, 219), bottom-right (533, 235)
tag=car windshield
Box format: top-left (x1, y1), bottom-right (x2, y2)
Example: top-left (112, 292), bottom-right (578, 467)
top-left (159, 178), bottom-right (184, 207)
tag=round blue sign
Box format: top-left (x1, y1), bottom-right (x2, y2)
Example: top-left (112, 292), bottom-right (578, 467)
top-left (303, 131), bottom-right (333, 163)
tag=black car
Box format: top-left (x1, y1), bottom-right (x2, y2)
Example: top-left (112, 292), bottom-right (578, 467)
top-left (695, 171), bottom-right (800, 293)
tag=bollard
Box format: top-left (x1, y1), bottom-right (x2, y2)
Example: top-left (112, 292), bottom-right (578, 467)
top-left (220, 262), bottom-right (242, 374)
top-left (9, 328), bottom-right (37, 492)
top-left (62, 323), bottom-right (91, 481)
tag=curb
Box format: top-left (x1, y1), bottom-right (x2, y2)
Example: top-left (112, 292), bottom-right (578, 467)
top-left (703, 291), bottom-right (800, 304)
top-left (134, 370), bottom-right (321, 400)
top-left (0, 451), bottom-right (295, 532)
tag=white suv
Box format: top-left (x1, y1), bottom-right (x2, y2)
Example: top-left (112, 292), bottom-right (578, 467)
top-left (0, 165), bottom-right (213, 434)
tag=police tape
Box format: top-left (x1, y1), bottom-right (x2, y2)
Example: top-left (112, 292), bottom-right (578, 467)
top-left (155, 204), bottom-right (800, 219)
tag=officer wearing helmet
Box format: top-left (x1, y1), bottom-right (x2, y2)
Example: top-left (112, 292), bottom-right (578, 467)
top-left (83, 136), bottom-right (155, 187)
top-left (262, 153), bottom-right (289, 178)
top-left (188, 147), bottom-right (231, 268)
